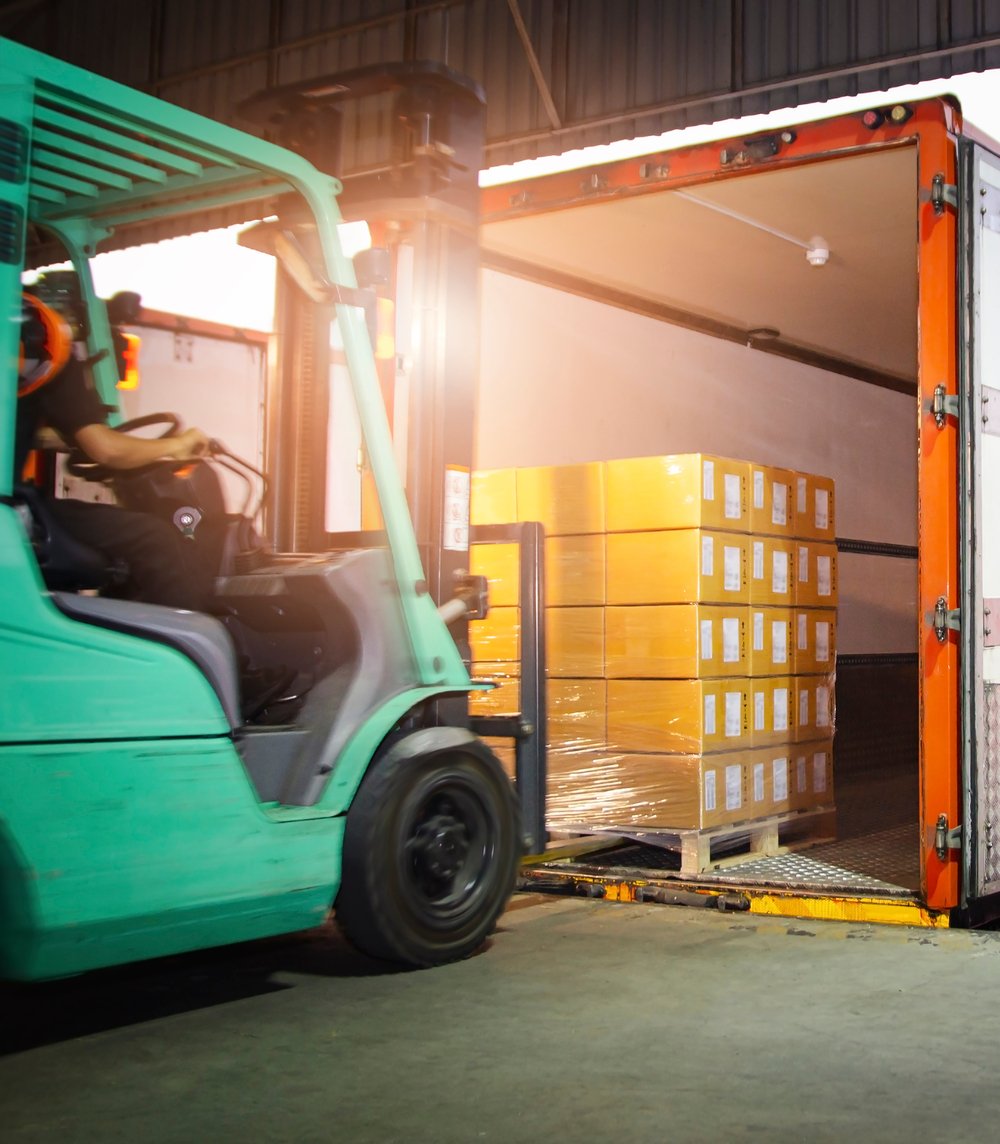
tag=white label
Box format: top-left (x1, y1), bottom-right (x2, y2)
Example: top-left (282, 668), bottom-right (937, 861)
top-left (817, 685), bottom-right (831, 728)
top-left (700, 619), bottom-right (713, 660)
top-left (796, 756), bottom-right (808, 794)
top-left (754, 690), bottom-right (765, 731)
top-left (813, 752), bottom-right (828, 794)
top-left (724, 472), bottom-right (741, 520)
top-left (815, 488), bottom-right (830, 530)
top-left (724, 546), bottom-right (741, 592)
top-left (703, 459), bottom-right (715, 501)
top-left (799, 687), bottom-right (810, 727)
top-left (704, 769), bottom-right (717, 812)
top-left (797, 612), bottom-right (808, 651)
top-left (772, 621), bottom-right (788, 665)
top-left (724, 691), bottom-right (741, 737)
top-left (772, 550), bottom-right (789, 595)
top-left (753, 611), bottom-right (764, 651)
top-left (798, 545), bottom-right (810, 583)
top-left (443, 466), bottom-right (471, 552)
top-left (704, 693), bottom-right (716, 736)
top-left (722, 617), bottom-right (740, 663)
top-left (753, 469), bottom-right (765, 510)
top-left (774, 687), bottom-right (789, 732)
top-left (725, 764), bottom-right (742, 811)
top-left (817, 555), bottom-right (832, 597)
top-left (797, 476), bottom-right (808, 513)
top-left (753, 762), bottom-right (765, 804)
top-left (753, 540), bottom-right (764, 581)
top-left (816, 621), bottom-right (830, 662)
top-left (702, 534), bottom-right (714, 577)
top-left (773, 757), bottom-right (789, 802)
top-left (772, 481), bottom-right (788, 526)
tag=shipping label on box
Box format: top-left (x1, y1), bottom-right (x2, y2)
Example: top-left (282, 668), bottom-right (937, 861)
top-left (793, 675), bottom-right (836, 742)
top-left (750, 465), bottom-right (797, 537)
top-left (605, 604), bottom-right (749, 679)
top-left (790, 739), bottom-right (835, 810)
top-left (546, 534), bottom-right (606, 607)
top-left (749, 607), bottom-right (793, 676)
top-left (607, 529), bottom-right (750, 605)
top-left (471, 468), bottom-right (518, 526)
top-left (747, 748), bottom-right (794, 816)
top-left (749, 536), bottom-right (795, 606)
top-left (605, 454), bottom-right (751, 533)
top-left (546, 606), bottom-right (605, 678)
top-left (469, 605), bottom-right (520, 663)
top-left (794, 472), bottom-right (836, 541)
top-left (606, 678), bottom-right (751, 754)
top-left (750, 676), bottom-right (796, 748)
top-left (793, 608), bottom-right (838, 674)
top-left (516, 462), bottom-right (606, 536)
top-left (793, 541), bottom-right (839, 607)
top-left (549, 678), bottom-right (607, 749)
top-left (470, 542), bottom-right (520, 607)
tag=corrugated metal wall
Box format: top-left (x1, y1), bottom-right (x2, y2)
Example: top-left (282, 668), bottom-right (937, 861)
top-left (4, 0), bottom-right (1000, 168)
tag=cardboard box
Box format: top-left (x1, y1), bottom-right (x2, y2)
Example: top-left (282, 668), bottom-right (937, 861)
top-left (470, 542), bottom-right (520, 607)
top-left (606, 678), bottom-right (751, 754)
top-left (468, 667), bottom-right (520, 717)
top-left (750, 676), bottom-right (796, 748)
top-left (605, 453), bottom-right (751, 533)
top-left (749, 536), bottom-right (796, 607)
top-left (605, 604), bottom-right (749, 678)
top-left (471, 468), bottom-right (517, 526)
top-left (546, 534), bottom-right (606, 607)
top-left (516, 462), bottom-right (605, 536)
top-left (749, 464), bottom-right (797, 537)
top-left (793, 541), bottom-right (839, 607)
top-left (546, 606), bottom-right (604, 678)
top-left (545, 750), bottom-right (750, 831)
top-left (794, 472), bottom-right (836, 541)
top-left (469, 605), bottom-right (520, 663)
top-left (790, 739), bottom-right (836, 810)
top-left (607, 529), bottom-right (750, 605)
top-left (749, 607), bottom-right (794, 676)
top-left (794, 675), bottom-right (836, 742)
top-left (793, 609), bottom-right (838, 675)
top-left (549, 679), bottom-right (607, 749)
top-left (747, 747), bottom-right (794, 816)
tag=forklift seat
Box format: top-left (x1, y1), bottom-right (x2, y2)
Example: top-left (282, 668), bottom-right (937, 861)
top-left (13, 484), bottom-right (123, 592)
top-left (51, 592), bottom-right (242, 728)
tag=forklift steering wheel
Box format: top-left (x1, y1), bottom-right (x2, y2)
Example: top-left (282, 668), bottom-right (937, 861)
top-left (65, 412), bottom-right (184, 482)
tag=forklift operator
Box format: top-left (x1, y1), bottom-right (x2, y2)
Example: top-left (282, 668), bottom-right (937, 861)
top-left (16, 294), bottom-right (215, 612)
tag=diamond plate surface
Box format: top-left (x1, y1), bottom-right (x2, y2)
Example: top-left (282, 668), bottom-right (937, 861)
top-left (982, 685), bottom-right (1000, 888)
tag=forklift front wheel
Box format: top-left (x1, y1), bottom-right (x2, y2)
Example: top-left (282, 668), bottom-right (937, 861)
top-left (336, 731), bottom-right (522, 967)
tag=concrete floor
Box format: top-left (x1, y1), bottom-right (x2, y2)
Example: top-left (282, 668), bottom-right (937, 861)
top-left (3, 896), bottom-right (1000, 1143)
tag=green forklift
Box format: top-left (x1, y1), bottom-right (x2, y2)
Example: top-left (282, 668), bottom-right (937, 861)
top-left (0, 38), bottom-right (523, 980)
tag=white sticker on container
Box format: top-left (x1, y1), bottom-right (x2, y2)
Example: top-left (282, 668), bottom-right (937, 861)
top-left (754, 690), bottom-right (765, 731)
top-left (773, 757), bottom-right (789, 802)
top-left (725, 764), bottom-right (742, 811)
top-left (753, 540), bottom-right (764, 581)
top-left (772, 549), bottom-right (789, 595)
top-left (797, 756), bottom-right (808, 793)
top-left (723, 617), bottom-right (740, 663)
top-left (772, 481), bottom-right (788, 526)
top-left (704, 693), bottom-right (717, 736)
top-left (724, 546), bottom-right (741, 592)
top-left (702, 534), bottom-right (714, 577)
top-left (798, 612), bottom-right (808, 651)
top-left (798, 545), bottom-right (810, 583)
top-left (700, 619), bottom-right (713, 660)
top-left (703, 459), bottom-right (715, 501)
top-left (753, 611), bottom-right (764, 651)
top-left (774, 687), bottom-right (789, 732)
top-left (816, 621), bottom-right (830, 662)
top-left (753, 469), bottom-right (765, 509)
top-left (817, 554), bottom-right (832, 597)
top-left (799, 687), bottom-right (810, 727)
top-left (814, 752), bottom-right (828, 794)
top-left (724, 691), bottom-right (741, 737)
top-left (816, 488), bottom-right (830, 530)
top-left (772, 621), bottom-right (788, 665)
top-left (817, 685), bottom-right (831, 728)
top-left (443, 465), bottom-right (471, 552)
top-left (704, 768), bottom-right (717, 812)
top-left (724, 472), bottom-right (741, 520)
top-left (753, 762), bottom-right (765, 804)
top-left (797, 476), bottom-right (808, 513)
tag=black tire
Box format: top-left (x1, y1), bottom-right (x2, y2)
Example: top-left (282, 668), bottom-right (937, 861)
top-left (335, 733), bottom-right (522, 967)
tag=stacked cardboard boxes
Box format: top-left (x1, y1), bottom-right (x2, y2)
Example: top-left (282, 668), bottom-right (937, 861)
top-left (469, 455), bottom-right (836, 836)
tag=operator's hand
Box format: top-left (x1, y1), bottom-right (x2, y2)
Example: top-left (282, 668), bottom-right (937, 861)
top-left (167, 427), bottom-right (210, 462)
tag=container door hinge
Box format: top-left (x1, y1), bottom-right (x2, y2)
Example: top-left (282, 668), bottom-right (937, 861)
top-left (930, 172), bottom-right (958, 214)
top-left (931, 596), bottom-right (961, 642)
top-left (935, 814), bottom-right (962, 860)
top-left (930, 383), bottom-right (960, 428)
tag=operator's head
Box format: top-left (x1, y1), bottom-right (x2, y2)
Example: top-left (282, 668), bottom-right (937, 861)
top-left (18, 291), bottom-right (72, 397)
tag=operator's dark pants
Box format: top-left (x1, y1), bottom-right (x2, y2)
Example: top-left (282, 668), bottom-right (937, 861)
top-left (46, 497), bottom-right (214, 613)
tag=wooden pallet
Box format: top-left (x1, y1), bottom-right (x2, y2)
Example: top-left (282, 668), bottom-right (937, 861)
top-left (671, 806), bottom-right (837, 876)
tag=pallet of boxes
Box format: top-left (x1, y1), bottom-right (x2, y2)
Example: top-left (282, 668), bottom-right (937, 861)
top-left (469, 454), bottom-right (837, 875)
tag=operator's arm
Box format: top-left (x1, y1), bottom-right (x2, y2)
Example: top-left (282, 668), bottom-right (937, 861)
top-left (74, 422), bottom-right (209, 469)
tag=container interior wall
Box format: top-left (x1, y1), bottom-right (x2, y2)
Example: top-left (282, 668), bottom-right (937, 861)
top-left (475, 271), bottom-right (918, 832)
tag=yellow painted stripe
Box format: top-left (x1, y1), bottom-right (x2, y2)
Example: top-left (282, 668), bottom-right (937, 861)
top-left (744, 891), bottom-right (949, 928)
